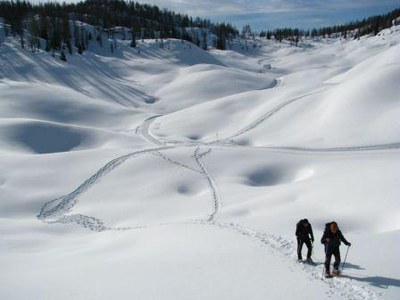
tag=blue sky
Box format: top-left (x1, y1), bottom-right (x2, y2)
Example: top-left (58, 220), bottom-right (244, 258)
top-left (29, 0), bottom-right (400, 31)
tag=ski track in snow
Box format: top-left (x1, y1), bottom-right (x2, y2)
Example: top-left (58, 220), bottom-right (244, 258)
top-left (134, 115), bottom-right (164, 146)
top-left (35, 60), bottom-right (390, 299)
top-left (37, 129), bottom-right (379, 299)
top-left (37, 146), bottom-right (173, 231)
top-left (190, 220), bottom-right (378, 300)
top-left (257, 143), bottom-right (400, 152)
top-left (194, 147), bottom-right (221, 222)
top-left (151, 151), bottom-right (202, 174)
top-left (152, 148), bottom-right (221, 222)
top-left (225, 87), bottom-right (329, 140)
top-left (139, 83), bottom-right (400, 153)
top-left (37, 145), bottom-right (221, 231)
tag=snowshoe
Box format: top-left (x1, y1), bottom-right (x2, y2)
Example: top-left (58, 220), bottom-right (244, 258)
top-left (332, 269), bottom-right (341, 276)
top-left (325, 273), bottom-right (333, 278)
top-left (306, 257), bottom-right (314, 264)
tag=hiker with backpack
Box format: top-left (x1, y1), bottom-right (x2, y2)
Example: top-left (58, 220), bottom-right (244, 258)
top-left (295, 219), bottom-right (314, 263)
top-left (321, 221), bottom-right (351, 278)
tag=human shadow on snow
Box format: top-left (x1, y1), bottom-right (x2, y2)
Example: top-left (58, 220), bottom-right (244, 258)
top-left (342, 262), bottom-right (365, 270)
top-left (340, 274), bottom-right (400, 289)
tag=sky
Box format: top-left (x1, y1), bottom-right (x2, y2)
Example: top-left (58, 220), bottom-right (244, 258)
top-left (28, 0), bottom-right (400, 31)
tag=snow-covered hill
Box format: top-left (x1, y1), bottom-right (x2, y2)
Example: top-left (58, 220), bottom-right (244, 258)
top-left (0, 25), bottom-right (399, 300)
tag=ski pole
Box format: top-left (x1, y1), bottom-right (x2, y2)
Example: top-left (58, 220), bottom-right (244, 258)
top-left (311, 241), bottom-right (314, 257)
top-left (341, 245), bottom-right (350, 271)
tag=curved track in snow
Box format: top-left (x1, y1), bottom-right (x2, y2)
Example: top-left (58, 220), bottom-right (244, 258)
top-left (38, 146), bottom-right (173, 231)
top-left (37, 113), bottom-right (382, 299)
top-left (136, 86), bottom-right (400, 153)
top-left (205, 221), bottom-right (378, 300)
top-left (258, 143), bottom-right (400, 152)
top-left (36, 57), bottom-right (390, 299)
top-left (135, 115), bottom-right (165, 146)
top-left (37, 145), bottom-right (222, 231)
top-left (194, 148), bottom-right (221, 222)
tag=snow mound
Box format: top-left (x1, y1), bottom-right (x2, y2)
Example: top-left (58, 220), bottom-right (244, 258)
top-left (9, 121), bottom-right (85, 154)
top-left (154, 63), bottom-right (275, 109)
top-left (0, 119), bottom-right (144, 154)
top-left (137, 38), bottom-right (224, 66)
top-left (243, 164), bottom-right (314, 187)
top-left (225, 38), bottom-right (400, 148)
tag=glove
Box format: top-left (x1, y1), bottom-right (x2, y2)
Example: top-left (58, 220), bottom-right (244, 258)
top-left (348, 242), bottom-right (351, 247)
top-left (311, 238), bottom-right (314, 243)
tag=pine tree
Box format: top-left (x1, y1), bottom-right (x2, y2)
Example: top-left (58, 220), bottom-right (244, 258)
top-left (28, 16), bottom-right (40, 52)
top-left (201, 30), bottom-right (207, 51)
top-left (60, 50), bottom-right (67, 62)
top-left (62, 17), bottom-right (72, 54)
top-left (20, 35), bottom-right (25, 49)
top-left (96, 27), bottom-right (103, 47)
top-left (130, 30), bottom-right (136, 47)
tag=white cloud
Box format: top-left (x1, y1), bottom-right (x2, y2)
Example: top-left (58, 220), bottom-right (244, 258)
top-left (26, 0), bottom-right (400, 17)
top-left (135, 0), bottom-right (399, 19)
top-left (137, 0), bottom-right (314, 16)
top-left (26, 0), bottom-right (400, 30)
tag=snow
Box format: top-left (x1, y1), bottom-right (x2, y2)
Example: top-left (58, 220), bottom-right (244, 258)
top-left (0, 25), bottom-right (400, 300)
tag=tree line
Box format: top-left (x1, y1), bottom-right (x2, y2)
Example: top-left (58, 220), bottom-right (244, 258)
top-left (260, 8), bottom-right (400, 44)
top-left (0, 0), bottom-right (238, 54)
top-left (1, 1), bottom-right (398, 54)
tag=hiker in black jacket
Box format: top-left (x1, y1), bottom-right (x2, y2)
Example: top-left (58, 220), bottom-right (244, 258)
top-left (295, 219), bottom-right (314, 263)
top-left (321, 221), bottom-right (351, 277)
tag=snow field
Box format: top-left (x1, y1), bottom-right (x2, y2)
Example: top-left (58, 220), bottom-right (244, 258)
top-left (1, 24), bottom-right (400, 300)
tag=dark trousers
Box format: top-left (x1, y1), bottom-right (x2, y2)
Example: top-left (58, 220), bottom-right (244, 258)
top-left (325, 247), bottom-right (341, 273)
top-left (297, 238), bottom-right (312, 260)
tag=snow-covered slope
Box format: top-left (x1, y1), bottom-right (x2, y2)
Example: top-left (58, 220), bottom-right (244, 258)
top-left (0, 26), bottom-right (400, 300)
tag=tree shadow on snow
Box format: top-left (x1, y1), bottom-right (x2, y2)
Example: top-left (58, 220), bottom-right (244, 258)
top-left (340, 274), bottom-right (400, 289)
